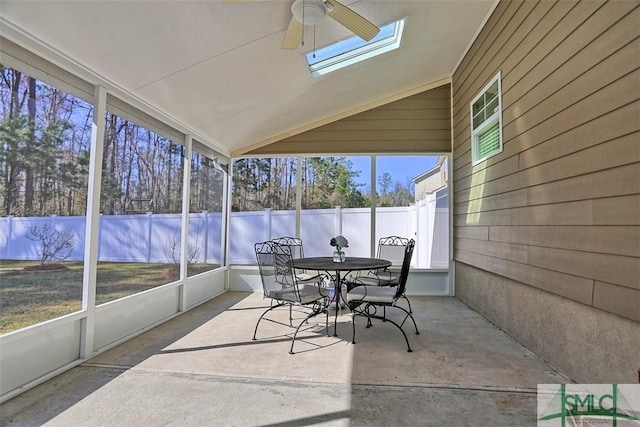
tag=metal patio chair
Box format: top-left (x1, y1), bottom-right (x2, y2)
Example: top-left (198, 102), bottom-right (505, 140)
top-left (346, 239), bottom-right (419, 352)
top-left (253, 241), bottom-right (330, 354)
top-left (352, 235), bottom-right (413, 312)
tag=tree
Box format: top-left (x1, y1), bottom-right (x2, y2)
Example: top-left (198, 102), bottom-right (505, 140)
top-left (24, 76), bottom-right (36, 213)
top-left (231, 158), bottom-right (295, 211)
top-left (390, 181), bottom-right (414, 206)
top-left (376, 173), bottom-right (414, 207)
top-left (1, 67), bottom-right (31, 216)
top-left (378, 172), bottom-right (392, 196)
top-left (1, 63), bottom-right (418, 219)
top-left (1, 66), bottom-right (93, 217)
top-left (330, 157), bottom-right (366, 208)
top-left (0, 115), bottom-right (32, 215)
top-left (191, 151), bottom-right (224, 213)
top-left (231, 156), bottom-right (367, 211)
top-left (26, 222), bottom-right (76, 264)
top-left (163, 232), bottom-right (201, 276)
top-left (303, 157), bottom-right (365, 209)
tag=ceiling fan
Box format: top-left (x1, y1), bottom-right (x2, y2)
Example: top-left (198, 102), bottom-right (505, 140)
top-left (222, 0), bottom-right (380, 49)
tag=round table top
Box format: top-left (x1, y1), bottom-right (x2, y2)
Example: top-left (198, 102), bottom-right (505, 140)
top-left (291, 256), bottom-right (391, 271)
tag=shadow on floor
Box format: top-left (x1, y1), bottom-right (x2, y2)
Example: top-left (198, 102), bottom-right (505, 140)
top-left (0, 292), bottom-right (570, 426)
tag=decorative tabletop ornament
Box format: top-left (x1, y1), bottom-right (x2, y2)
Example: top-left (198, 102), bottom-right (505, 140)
top-left (330, 235), bottom-right (349, 262)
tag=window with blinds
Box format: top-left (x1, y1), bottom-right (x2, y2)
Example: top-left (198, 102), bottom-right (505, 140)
top-left (470, 72), bottom-right (502, 165)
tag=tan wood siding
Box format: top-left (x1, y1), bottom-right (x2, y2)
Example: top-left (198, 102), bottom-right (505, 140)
top-left (246, 85), bottom-right (452, 155)
top-left (452, 0), bottom-right (640, 322)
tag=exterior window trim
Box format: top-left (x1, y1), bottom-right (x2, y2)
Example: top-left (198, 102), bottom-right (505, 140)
top-left (470, 71), bottom-right (503, 165)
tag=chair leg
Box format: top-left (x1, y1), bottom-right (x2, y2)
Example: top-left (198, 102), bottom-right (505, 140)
top-left (402, 294), bottom-right (413, 313)
top-left (364, 303), bottom-right (375, 328)
top-left (382, 316), bottom-right (414, 352)
top-left (325, 302), bottom-right (330, 336)
top-left (395, 305), bottom-right (420, 336)
top-left (351, 311), bottom-right (357, 344)
top-left (350, 305), bottom-right (418, 352)
top-left (375, 305), bottom-right (416, 352)
top-left (252, 303), bottom-right (283, 340)
top-left (290, 306), bottom-right (326, 354)
top-left (348, 301), bottom-right (365, 344)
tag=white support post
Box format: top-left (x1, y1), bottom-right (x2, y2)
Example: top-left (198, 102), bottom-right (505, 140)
top-left (80, 85), bottom-right (106, 359)
top-left (447, 153), bottom-right (455, 296)
top-left (370, 155), bottom-right (377, 257)
top-left (179, 135), bottom-right (193, 312)
top-left (221, 166), bottom-right (229, 269)
top-left (296, 155), bottom-right (302, 238)
top-left (412, 203), bottom-right (420, 268)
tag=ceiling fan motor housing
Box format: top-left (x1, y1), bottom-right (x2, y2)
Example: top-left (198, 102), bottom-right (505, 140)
top-left (291, 0), bottom-right (327, 26)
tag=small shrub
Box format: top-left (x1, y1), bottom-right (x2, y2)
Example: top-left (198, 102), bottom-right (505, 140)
top-left (26, 222), bottom-right (76, 265)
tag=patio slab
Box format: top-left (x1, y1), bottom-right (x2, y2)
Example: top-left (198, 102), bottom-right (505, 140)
top-left (0, 291), bottom-right (571, 426)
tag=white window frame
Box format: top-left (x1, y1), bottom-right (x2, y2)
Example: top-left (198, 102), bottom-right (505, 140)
top-left (470, 72), bottom-right (503, 165)
top-left (306, 19), bottom-right (405, 78)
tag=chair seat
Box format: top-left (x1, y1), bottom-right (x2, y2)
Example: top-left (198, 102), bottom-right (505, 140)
top-left (299, 285), bottom-right (330, 303)
top-left (354, 272), bottom-right (399, 286)
top-left (269, 285), bottom-right (329, 304)
top-left (387, 266), bottom-right (401, 275)
top-left (347, 286), bottom-right (396, 304)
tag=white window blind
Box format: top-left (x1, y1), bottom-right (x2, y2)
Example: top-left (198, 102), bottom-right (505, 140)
top-left (477, 122), bottom-right (500, 159)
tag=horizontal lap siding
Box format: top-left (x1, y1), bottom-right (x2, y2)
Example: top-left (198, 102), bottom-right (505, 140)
top-left (249, 85), bottom-right (452, 155)
top-left (452, 0), bottom-right (640, 322)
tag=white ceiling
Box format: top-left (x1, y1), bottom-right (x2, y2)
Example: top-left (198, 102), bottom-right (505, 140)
top-left (0, 0), bottom-right (495, 157)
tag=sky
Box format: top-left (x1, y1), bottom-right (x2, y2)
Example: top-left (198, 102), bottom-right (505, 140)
top-left (347, 155), bottom-right (439, 188)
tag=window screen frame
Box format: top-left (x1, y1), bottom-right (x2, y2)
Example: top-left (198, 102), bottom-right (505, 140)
top-left (470, 72), bottom-right (503, 165)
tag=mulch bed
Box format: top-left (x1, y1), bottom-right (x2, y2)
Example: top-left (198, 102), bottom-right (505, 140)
top-left (22, 263), bottom-right (69, 273)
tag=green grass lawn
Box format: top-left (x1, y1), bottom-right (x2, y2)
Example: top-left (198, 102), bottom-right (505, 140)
top-left (0, 260), bottom-right (215, 334)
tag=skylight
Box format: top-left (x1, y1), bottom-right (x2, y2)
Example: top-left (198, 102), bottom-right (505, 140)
top-left (306, 19), bottom-right (405, 77)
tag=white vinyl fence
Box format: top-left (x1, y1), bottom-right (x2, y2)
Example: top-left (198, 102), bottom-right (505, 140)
top-left (1, 196), bottom-right (449, 268)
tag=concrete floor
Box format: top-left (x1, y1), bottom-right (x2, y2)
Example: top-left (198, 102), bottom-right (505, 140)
top-left (0, 292), bottom-right (571, 426)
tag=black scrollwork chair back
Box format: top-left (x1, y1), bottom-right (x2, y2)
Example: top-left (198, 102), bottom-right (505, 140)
top-left (271, 236), bottom-right (315, 281)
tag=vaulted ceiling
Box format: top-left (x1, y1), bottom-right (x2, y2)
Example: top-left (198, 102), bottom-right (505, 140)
top-left (0, 0), bottom-right (496, 157)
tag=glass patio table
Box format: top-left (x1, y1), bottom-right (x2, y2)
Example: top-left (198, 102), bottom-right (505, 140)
top-left (291, 257), bottom-right (391, 336)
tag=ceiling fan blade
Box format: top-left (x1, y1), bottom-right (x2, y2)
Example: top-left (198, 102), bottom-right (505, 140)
top-left (326, 0), bottom-right (379, 41)
top-left (282, 16), bottom-right (304, 49)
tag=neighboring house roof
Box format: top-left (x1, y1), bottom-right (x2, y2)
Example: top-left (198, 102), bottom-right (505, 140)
top-left (413, 156), bottom-right (448, 201)
top-left (413, 156), bottom-right (447, 183)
